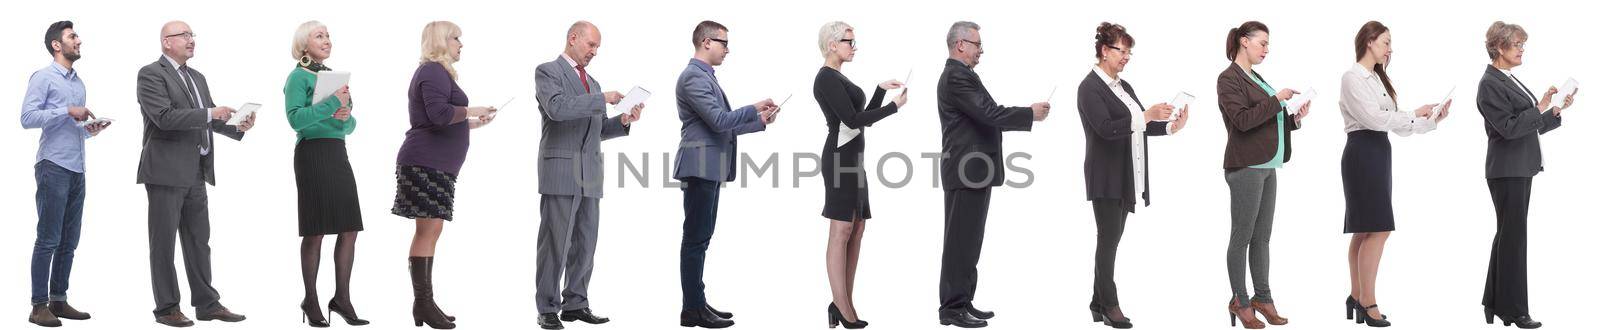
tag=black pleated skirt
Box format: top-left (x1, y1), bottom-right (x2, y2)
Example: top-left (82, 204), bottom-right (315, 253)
top-left (294, 139), bottom-right (364, 236)
top-left (1341, 130), bottom-right (1395, 233)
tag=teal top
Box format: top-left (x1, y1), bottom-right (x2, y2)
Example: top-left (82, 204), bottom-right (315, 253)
top-left (284, 66), bottom-right (355, 142)
top-left (1244, 70), bottom-right (1285, 169)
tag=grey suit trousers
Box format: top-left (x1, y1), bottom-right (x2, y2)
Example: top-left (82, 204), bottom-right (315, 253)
top-left (145, 183), bottom-right (222, 316)
top-left (535, 194), bottom-right (601, 313)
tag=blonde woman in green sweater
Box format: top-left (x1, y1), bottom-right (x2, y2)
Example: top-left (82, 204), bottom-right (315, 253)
top-left (285, 20), bottom-right (367, 328)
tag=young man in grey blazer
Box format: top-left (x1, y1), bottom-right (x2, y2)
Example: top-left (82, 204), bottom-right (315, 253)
top-left (532, 21), bottom-right (643, 330)
top-left (673, 20), bottom-right (779, 329)
top-left (134, 21), bottom-right (253, 328)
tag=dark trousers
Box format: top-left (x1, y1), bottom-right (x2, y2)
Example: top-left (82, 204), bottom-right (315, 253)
top-left (1484, 177), bottom-right (1533, 317)
top-left (680, 178), bottom-right (722, 310)
top-left (146, 183), bottom-right (222, 316)
top-left (32, 160), bottom-right (84, 305)
top-left (1091, 199), bottom-right (1129, 309)
top-left (939, 187), bottom-right (991, 312)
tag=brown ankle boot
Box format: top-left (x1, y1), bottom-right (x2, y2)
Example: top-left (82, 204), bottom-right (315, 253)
top-left (29, 304), bottom-right (61, 327)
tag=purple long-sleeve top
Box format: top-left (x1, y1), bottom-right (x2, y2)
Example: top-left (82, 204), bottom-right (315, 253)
top-left (396, 62), bottom-right (471, 175)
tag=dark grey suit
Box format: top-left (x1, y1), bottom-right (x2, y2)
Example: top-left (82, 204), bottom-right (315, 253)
top-left (135, 56), bottom-right (244, 316)
top-left (533, 55), bottom-right (629, 314)
top-left (1476, 64), bottom-right (1561, 318)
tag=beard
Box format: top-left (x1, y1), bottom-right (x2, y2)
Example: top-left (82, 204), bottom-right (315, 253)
top-left (63, 49), bottom-right (81, 62)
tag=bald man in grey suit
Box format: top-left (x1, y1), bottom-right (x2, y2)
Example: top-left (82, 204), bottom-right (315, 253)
top-left (135, 21), bottom-right (252, 327)
top-left (532, 21), bottom-right (643, 330)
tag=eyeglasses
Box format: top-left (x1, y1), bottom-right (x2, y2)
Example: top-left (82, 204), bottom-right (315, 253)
top-left (163, 32), bottom-right (196, 40)
top-left (1107, 45), bottom-right (1132, 57)
top-left (708, 38), bottom-right (729, 48)
top-left (1512, 42), bottom-right (1526, 50)
top-left (961, 39), bottom-right (982, 49)
top-left (839, 38), bottom-right (856, 48)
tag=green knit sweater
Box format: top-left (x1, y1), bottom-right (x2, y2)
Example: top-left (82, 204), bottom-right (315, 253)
top-left (283, 66), bottom-right (355, 142)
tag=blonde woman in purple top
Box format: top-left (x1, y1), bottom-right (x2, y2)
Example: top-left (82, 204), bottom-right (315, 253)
top-left (391, 21), bottom-right (497, 330)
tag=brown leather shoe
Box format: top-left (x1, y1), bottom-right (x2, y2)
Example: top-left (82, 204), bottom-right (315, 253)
top-left (29, 304), bottom-right (61, 327)
top-left (197, 306), bottom-right (246, 322)
top-left (155, 311), bottom-right (194, 327)
top-left (1250, 300), bottom-right (1289, 325)
top-left (1227, 298), bottom-right (1265, 329)
top-left (48, 301), bottom-right (90, 320)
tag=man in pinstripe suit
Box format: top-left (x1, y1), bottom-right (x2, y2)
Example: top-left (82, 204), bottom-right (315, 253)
top-left (532, 21), bottom-right (643, 330)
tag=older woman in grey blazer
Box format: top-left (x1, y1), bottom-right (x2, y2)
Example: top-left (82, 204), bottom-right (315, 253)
top-left (1476, 21), bottom-right (1576, 329)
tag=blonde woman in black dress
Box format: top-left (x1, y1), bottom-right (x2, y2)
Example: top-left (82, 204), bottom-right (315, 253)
top-left (812, 21), bottom-right (906, 329)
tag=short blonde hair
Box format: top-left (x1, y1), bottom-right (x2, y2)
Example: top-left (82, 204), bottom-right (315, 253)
top-left (420, 21), bottom-right (462, 80)
top-left (290, 21), bottom-right (327, 61)
top-left (817, 21), bottom-right (852, 57)
top-left (1484, 21), bottom-right (1527, 60)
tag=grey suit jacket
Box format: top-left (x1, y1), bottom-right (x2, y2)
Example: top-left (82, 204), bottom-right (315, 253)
top-left (1477, 64), bottom-right (1561, 179)
top-left (136, 56), bottom-right (245, 187)
top-left (672, 59), bottom-right (766, 182)
top-left (535, 56), bottom-right (630, 198)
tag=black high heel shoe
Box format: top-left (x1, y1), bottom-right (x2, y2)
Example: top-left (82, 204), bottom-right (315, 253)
top-left (1346, 296), bottom-right (1387, 320)
top-left (301, 300), bottom-right (330, 328)
top-left (1353, 304), bottom-right (1390, 327)
top-left (1485, 308), bottom-right (1542, 329)
top-left (828, 303), bottom-right (867, 329)
top-left (328, 298), bottom-right (370, 326)
top-left (1088, 304), bottom-right (1133, 329)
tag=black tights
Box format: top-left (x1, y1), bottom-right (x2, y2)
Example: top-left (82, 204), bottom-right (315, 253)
top-left (302, 232), bottom-right (359, 307)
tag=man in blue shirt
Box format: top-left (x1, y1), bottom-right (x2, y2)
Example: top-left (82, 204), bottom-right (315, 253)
top-left (20, 20), bottom-right (106, 328)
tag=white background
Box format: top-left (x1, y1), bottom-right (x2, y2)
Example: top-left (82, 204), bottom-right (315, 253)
top-left (2, 0), bottom-right (1595, 329)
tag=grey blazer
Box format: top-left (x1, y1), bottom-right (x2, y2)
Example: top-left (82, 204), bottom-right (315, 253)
top-left (535, 56), bottom-right (630, 198)
top-left (135, 56), bottom-right (245, 187)
top-left (672, 59), bottom-right (765, 182)
top-left (1477, 64), bottom-right (1561, 179)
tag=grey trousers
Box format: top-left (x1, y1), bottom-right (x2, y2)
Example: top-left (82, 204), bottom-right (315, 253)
top-left (1224, 168), bottom-right (1276, 303)
top-left (145, 184), bottom-right (222, 316)
top-left (535, 194), bottom-right (600, 313)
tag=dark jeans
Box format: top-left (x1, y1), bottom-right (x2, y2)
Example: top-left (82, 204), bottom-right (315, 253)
top-left (1091, 199), bottom-right (1129, 309)
top-left (32, 160), bottom-right (85, 305)
top-left (939, 187), bottom-right (991, 312)
top-left (1484, 177), bottom-right (1533, 317)
top-left (680, 178), bottom-right (722, 310)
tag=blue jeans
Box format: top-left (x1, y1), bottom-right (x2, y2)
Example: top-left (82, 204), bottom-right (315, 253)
top-left (680, 178), bottom-right (721, 310)
top-left (33, 160), bottom-right (85, 305)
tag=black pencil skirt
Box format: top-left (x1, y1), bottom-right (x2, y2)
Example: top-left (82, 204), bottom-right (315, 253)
top-left (294, 138), bottom-right (365, 236)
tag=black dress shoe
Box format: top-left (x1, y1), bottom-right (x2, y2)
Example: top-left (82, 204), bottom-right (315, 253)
top-left (964, 305), bottom-right (994, 320)
top-left (939, 309), bottom-right (988, 328)
top-left (561, 308), bottom-right (610, 324)
top-left (538, 313), bottom-right (564, 329)
top-left (707, 305), bottom-right (733, 319)
top-left (155, 311), bottom-right (195, 327)
top-left (681, 306), bottom-right (734, 328)
top-left (197, 306), bottom-right (246, 322)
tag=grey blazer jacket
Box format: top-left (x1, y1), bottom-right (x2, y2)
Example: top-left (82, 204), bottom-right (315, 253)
top-left (672, 59), bottom-right (765, 182)
top-left (135, 56), bottom-right (245, 187)
top-left (1477, 64), bottom-right (1562, 179)
top-left (535, 56), bottom-right (630, 198)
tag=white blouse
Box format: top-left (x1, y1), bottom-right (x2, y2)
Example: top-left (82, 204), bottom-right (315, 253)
top-left (1339, 62), bottom-right (1436, 136)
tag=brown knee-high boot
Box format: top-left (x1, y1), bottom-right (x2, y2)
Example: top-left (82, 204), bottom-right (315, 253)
top-left (410, 257), bottom-right (455, 329)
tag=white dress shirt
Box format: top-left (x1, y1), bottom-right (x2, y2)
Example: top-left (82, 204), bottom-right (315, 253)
top-left (1339, 62), bottom-right (1436, 136)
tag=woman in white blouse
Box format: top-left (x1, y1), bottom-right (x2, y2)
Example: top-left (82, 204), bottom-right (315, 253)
top-left (1337, 21), bottom-right (1451, 328)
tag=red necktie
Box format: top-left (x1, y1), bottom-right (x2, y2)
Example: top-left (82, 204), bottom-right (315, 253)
top-left (576, 65), bottom-right (590, 93)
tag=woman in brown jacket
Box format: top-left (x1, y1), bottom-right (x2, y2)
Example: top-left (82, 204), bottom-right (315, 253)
top-left (1216, 21), bottom-right (1311, 329)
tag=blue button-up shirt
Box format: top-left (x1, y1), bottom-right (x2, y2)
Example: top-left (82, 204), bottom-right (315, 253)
top-left (20, 62), bottom-right (90, 173)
